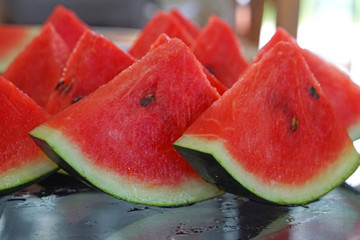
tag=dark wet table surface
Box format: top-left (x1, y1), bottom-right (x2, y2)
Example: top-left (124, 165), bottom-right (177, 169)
top-left (0, 173), bottom-right (359, 240)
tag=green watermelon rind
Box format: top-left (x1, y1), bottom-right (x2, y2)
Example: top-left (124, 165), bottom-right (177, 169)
top-left (29, 125), bottom-right (224, 207)
top-left (348, 119), bottom-right (360, 141)
top-left (174, 134), bottom-right (360, 205)
top-left (0, 155), bottom-right (58, 196)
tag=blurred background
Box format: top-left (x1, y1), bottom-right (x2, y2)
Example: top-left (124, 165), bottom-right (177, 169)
top-left (0, 0), bottom-right (359, 83)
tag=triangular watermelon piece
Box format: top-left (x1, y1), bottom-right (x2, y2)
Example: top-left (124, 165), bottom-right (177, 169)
top-left (169, 9), bottom-right (201, 38)
top-left (191, 15), bottom-right (250, 88)
top-left (2, 23), bottom-right (70, 107)
top-left (46, 29), bottom-right (135, 114)
top-left (0, 25), bottom-right (39, 73)
top-left (302, 50), bottom-right (360, 141)
top-left (254, 27), bottom-right (360, 140)
top-left (252, 27), bottom-right (297, 63)
top-left (0, 75), bottom-right (58, 195)
top-left (149, 33), bottom-right (227, 95)
top-left (30, 38), bottom-right (223, 206)
top-left (174, 41), bottom-right (360, 205)
top-left (128, 11), bottom-right (195, 59)
top-left (45, 5), bottom-right (90, 51)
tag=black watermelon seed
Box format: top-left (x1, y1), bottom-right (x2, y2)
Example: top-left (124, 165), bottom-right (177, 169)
top-left (309, 86), bottom-right (320, 99)
top-left (55, 79), bottom-right (65, 90)
top-left (291, 116), bottom-right (298, 131)
top-left (59, 83), bottom-right (73, 95)
top-left (72, 96), bottom-right (83, 103)
top-left (65, 83), bottom-right (73, 94)
top-left (141, 93), bottom-right (155, 106)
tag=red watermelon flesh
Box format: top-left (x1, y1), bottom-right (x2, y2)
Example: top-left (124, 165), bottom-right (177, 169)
top-left (45, 5), bottom-right (90, 51)
top-left (2, 23), bottom-right (70, 108)
top-left (254, 27), bottom-right (360, 140)
top-left (302, 50), bottom-right (360, 140)
top-left (128, 11), bottom-right (194, 59)
top-left (169, 9), bottom-right (201, 38)
top-left (174, 41), bottom-right (360, 204)
top-left (46, 29), bottom-right (135, 114)
top-left (0, 25), bottom-right (39, 73)
top-left (191, 15), bottom-right (250, 88)
top-left (149, 33), bottom-right (227, 95)
top-left (0, 75), bottom-right (57, 194)
top-left (30, 38), bottom-right (222, 206)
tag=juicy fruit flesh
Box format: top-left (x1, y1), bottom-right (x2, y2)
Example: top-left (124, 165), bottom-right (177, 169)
top-left (191, 15), bottom-right (249, 88)
top-left (0, 75), bottom-right (57, 194)
top-left (177, 42), bottom-right (353, 186)
top-left (0, 76), bottom-right (50, 171)
top-left (254, 27), bottom-right (360, 141)
top-left (128, 11), bottom-right (194, 59)
top-left (45, 5), bottom-right (89, 51)
top-left (301, 49), bottom-right (360, 139)
top-left (2, 23), bottom-right (70, 107)
top-left (45, 30), bottom-right (135, 114)
top-left (39, 38), bottom-right (219, 186)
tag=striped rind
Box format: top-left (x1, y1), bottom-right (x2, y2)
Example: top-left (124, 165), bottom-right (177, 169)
top-left (174, 134), bottom-right (360, 205)
top-left (30, 125), bottom-right (224, 206)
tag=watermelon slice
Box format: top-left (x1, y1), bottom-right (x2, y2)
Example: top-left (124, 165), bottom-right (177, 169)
top-left (174, 41), bottom-right (360, 205)
top-left (128, 11), bottom-right (195, 59)
top-left (0, 25), bottom-right (39, 73)
top-left (191, 15), bottom-right (249, 88)
top-left (254, 27), bottom-right (360, 140)
top-left (252, 27), bottom-right (296, 63)
top-left (30, 38), bottom-right (223, 206)
top-left (2, 23), bottom-right (70, 108)
top-left (0, 75), bottom-right (58, 195)
top-left (149, 33), bottom-right (227, 95)
top-left (46, 29), bottom-right (135, 114)
top-left (169, 9), bottom-right (201, 38)
top-left (44, 5), bottom-right (90, 51)
top-left (302, 50), bottom-right (360, 141)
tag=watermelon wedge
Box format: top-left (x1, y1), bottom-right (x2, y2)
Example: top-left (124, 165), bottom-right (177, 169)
top-left (46, 29), bottom-right (135, 114)
top-left (174, 41), bottom-right (360, 205)
top-left (254, 27), bottom-right (360, 140)
top-left (0, 25), bottom-right (39, 73)
top-left (149, 33), bottom-right (227, 95)
top-left (44, 5), bottom-right (90, 51)
top-left (2, 23), bottom-right (70, 108)
top-left (30, 38), bottom-right (223, 206)
top-left (169, 9), bottom-right (201, 38)
top-left (191, 15), bottom-right (249, 88)
top-left (128, 11), bottom-right (195, 59)
top-left (302, 50), bottom-right (360, 141)
top-left (0, 75), bottom-right (58, 195)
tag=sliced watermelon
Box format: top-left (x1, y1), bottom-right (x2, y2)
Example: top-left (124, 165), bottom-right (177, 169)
top-left (252, 27), bottom-right (296, 63)
top-left (30, 38), bottom-right (223, 206)
top-left (44, 5), bottom-right (90, 51)
top-left (169, 9), bottom-right (201, 38)
top-left (149, 33), bottom-right (227, 95)
top-left (0, 75), bottom-right (58, 195)
top-left (2, 23), bottom-right (70, 108)
top-left (128, 11), bottom-right (195, 59)
top-left (0, 25), bottom-right (39, 73)
top-left (302, 50), bottom-right (360, 141)
top-left (254, 27), bottom-right (360, 140)
top-left (46, 29), bottom-right (135, 114)
top-left (174, 41), bottom-right (360, 205)
top-left (191, 15), bottom-right (249, 88)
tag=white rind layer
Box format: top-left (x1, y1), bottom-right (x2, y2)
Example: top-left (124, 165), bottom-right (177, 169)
top-left (30, 125), bottom-right (223, 206)
top-left (174, 134), bottom-right (360, 204)
top-left (348, 118), bottom-right (360, 141)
